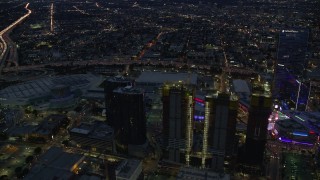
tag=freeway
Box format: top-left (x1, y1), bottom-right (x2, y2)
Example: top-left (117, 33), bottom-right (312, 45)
top-left (0, 3), bottom-right (32, 75)
top-left (2, 58), bottom-right (256, 76)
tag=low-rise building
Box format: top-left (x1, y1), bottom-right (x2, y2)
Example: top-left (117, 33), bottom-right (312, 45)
top-left (177, 167), bottom-right (230, 180)
top-left (115, 159), bottom-right (142, 180)
top-left (24, 147), bottom-right (85, 180)
top-left (29, 114), bottom-right (69, 143)
top-left (69, 121), bottom-right (114, 153)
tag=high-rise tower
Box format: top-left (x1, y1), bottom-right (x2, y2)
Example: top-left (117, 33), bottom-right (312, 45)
top-left (111, 86), bottom-right (146, 152)
top-left (104, 75), bottom-right (131, 126)
top-left (201, 93), bottom-right (238, 171)
top-left (274, 28), bottom-right (309, 110)
top-left (162, 84), bottom-right (194, 165)
top-left (245, 89), bottom-right (272, 165)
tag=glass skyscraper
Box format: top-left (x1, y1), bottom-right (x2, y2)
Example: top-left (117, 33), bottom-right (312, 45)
top-left (274, 28), bottom-right (309, 110)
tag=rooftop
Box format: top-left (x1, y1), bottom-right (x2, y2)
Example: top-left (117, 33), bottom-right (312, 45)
top-left (70, 121), bottom-right (114, 140)
top-left (113, 86), bottom-right (144, 94)
top-left (0, 74), bottom-right (98, 105)
top-left (107, 75), bottom-right (131, 83)
top-left (276, 118), bottom-right (306, 131)
top-left (115, 159), bottom-right (142, 179)
top-left (282, 110), bottom-right (320, 135)
top-left (25, 147), bottom-right (84, 180)
top-left (177, 167), bottom-right (230, 180)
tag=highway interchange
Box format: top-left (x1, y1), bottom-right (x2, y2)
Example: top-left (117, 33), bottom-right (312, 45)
top-left (0, 3), bottom-right (31, 77)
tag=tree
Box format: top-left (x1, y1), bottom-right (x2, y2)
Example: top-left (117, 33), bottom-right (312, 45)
top-left (34, 147), bottom-right (42, 155)
top-left (22, 168), bottom-right (29, 176)
top-left (99, 163), bottom-right (105, 170)
top-left (32, 109), bottom-right (38, 117)
top-left (0, 132), bottom-right (8, 140)
top-left (15, 166), bottom-right (22, 174)
top-left (62, 140), bottom-right (69, 147)
top-left (0, 175), bottom-right (9, 180)
top-left (25, 155), bottom-right (34, 164)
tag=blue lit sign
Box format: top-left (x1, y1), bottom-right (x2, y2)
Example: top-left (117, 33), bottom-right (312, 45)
top-left (292, 132), bottom-right (308, 137)
top-left (279, 137), bottom-right (313, 146)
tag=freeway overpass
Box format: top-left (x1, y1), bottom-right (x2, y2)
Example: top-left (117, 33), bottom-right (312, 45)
top-left (1, 58), bottom-right (256, 76)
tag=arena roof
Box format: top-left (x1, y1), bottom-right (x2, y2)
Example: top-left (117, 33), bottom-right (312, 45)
top-left (0, 74), bottom-right (98, 105)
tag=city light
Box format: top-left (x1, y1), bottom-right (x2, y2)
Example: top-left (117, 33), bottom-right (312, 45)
top-left (295, 115), bottom-right (305, 122)
top-left (0, 0), bottom-right (318, 179)
top-left (292, 132), bottom-right (308, 137)
top-left (194, 115), bottom-right (204, 120)
top-left (278, 137), bottom-right (313, 146)
top-left (194, 97), bottom-right (204, 104)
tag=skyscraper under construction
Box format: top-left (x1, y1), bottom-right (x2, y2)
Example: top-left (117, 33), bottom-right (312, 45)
top-left (201, 93), bottom-right (238, 171)
top-left (245, 80), bottom-right (272, 165)
top-left (162, 84), bottom-right (194, 165)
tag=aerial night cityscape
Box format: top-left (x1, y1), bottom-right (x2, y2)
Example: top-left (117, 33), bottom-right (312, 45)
top-left (0, 0), bottom-right (319, 179)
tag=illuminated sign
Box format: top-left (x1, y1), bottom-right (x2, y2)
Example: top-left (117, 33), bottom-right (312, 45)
top-left (278, 137), bottom-right (313, 146)
top-left (295, 115), bottom-right (305, 122)
top-left (282, 30), bottom-right (299, 33)
top-left (194, 116), bottom-right (205, 120)
top-left (292, 132), bottom-right (308, 137)
top-left (309, 130), bottom-right (315, 135)
top-left (194, 98), bottom-right (204, 104)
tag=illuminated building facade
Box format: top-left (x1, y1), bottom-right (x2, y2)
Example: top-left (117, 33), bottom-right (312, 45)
top-left (245, 94), bottom-right (272, 165)
top-left (201, 93), bottom-right (238, 171)
top-left (162, 84), bottom-right (194, 164)
top-left (104, 76), bottom-right (132, 126)
top-left (111, 86), bottom-right (146, 151)
top-left (274, 28), bottom-right (309, 111)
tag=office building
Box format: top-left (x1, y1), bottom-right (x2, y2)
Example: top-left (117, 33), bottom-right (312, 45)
top-left (274, 28), bottom-right (309, 110)
top-left (162, 84), bottom-right (194, 164)
top-left (111, 86), bottom-right (146, 152)
top-left (277, 29), bottom-right (309, 75)
top-left (104, 75), bottom-right (132, 126)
